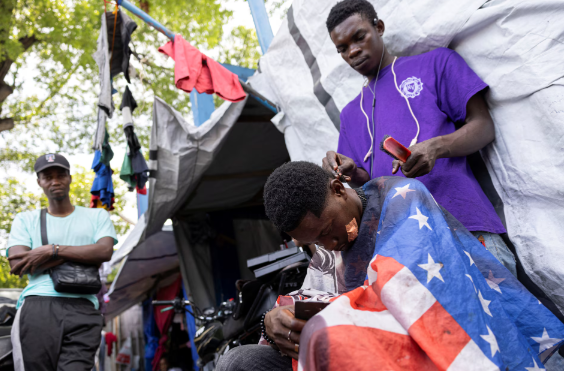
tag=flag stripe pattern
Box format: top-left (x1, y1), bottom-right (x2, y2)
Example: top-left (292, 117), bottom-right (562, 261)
top-left (296, 178), bottom-right (564, 370)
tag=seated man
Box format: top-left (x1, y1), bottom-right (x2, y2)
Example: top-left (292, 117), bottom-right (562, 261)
top-left (217, 161), bottom-right (564, 371)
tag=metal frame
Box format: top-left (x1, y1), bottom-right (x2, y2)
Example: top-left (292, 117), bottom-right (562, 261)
top-left (117, 0), bottom-right (278, 115)
top-left (247, 0), bottom-right (274, 53)
top-left (117, 0), bottom-right (175, 41)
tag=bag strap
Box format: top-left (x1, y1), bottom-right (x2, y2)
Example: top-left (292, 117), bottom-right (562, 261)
top-left (40, 208), bottom-right (49, 245)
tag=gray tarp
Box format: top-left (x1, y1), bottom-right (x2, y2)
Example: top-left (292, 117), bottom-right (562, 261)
top-left (106, 226), bottom-right (178, 319)
top-left (248, 0), bottom-right (564, 316)
top-left (145, 97), bottom-right (247, 237)
top-left (109, 94), bottom-right (287, 313)
top-left (147, 95), bottom-right (287, 309)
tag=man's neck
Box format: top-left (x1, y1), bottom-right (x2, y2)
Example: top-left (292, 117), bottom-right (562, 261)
top-left (47, 197), bottom-right (74, 217)
top-left (347, 188), bottom-right (363, 221)
top-left (365, 51), bottom-right (396, 82)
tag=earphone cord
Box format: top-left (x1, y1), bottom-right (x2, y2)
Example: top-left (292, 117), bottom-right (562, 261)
top-left (360, 46), bottom-right (385, 163)
top-left (391, 56), bottom-right (420, 147)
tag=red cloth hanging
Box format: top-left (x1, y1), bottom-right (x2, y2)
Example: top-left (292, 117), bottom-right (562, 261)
top-left (90, 194), bottom-right (115, 211)
top-left (158, 34), bottom-right (246, 103)
top-left (151, 276), bottom-right (183, 370)
top-left (136, 184), bottom-right (147, 195)
top-left (105, 332), bottom-right (118, 356)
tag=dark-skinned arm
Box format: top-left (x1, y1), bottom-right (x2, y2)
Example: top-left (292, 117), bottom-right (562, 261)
top-left (8, 245), bottom-right (65, 276)
top-left (9, 236), bottom-right (114, 277)
top-left (265, 305), bottom-right (306, 360)
top-left (392, 91), bottom-right (495, 178)
top-left (322, 151), bottom-right (371, 188)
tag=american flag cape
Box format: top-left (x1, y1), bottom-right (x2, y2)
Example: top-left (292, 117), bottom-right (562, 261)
top-left (292, 177), bottom-right (564, 371)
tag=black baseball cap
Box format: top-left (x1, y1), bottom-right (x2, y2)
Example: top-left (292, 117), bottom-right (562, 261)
top-left (34, 153), bottom-right (71, 174)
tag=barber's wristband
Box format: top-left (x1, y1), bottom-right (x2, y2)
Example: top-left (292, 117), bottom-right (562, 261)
top-left (260, 311), bottom-right (276, 345)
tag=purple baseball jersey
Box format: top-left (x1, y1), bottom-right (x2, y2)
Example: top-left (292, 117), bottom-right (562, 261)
top-left (338, 47), bottom-right (506, 233)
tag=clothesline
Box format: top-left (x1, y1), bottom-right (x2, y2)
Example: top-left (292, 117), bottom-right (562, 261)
top-left (112, 0), bottom-right (279, 113)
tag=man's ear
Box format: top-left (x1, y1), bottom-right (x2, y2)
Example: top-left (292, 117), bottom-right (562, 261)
top-left (376, 19), bottom-right (385, 36)
top-left (329, 179), bottom-right (347, 198)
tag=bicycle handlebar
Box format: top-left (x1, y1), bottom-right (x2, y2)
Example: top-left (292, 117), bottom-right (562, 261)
top-left (151, 298), bottom-right (234, 323)
top-left (152, 300), bottom-right (192, 306)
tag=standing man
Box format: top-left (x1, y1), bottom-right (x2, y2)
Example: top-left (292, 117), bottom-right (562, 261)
top-left (322, 0), bottom-right (516, 275)
top-left (6, 153), bottom-right (117, 371)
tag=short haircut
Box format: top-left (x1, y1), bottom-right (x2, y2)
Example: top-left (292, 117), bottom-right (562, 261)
top-left (326, 0), bottom-right (378, 34)
top-left (264, 161), bottom-right (333, 232)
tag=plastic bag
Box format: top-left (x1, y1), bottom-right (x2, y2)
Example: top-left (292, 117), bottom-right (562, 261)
top-left (116, 337), bottom-right (132, 365)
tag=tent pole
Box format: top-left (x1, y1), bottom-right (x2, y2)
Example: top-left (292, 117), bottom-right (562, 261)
top-left (247, 0), bottom-right (274, 54)
top-left (117, 0), bottom-right (175, 41)
top-left (116, 0), bottom-right (279, 113)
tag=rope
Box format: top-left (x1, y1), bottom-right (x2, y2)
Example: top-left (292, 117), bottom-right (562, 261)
top-left (109, 3), bottom-right (119, 71)
top-left (102, 0), bottom-right (114, 14)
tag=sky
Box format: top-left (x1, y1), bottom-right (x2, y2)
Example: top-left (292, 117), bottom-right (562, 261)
top-left (0, 0), bottom-right (289, 251)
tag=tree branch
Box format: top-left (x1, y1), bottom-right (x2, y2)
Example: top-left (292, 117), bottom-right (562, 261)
top-left (0, 35), bottom-right (38, 132)
top-left (0, 118), bottom-right (14, 132)
top-left (0, 35), bottom-right (37, 84)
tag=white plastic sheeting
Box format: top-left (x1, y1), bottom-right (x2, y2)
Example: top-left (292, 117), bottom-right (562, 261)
top-left (248, 0), bottom-right (564, 314)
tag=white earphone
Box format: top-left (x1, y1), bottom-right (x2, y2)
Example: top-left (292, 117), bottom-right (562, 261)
top-left (359, 38), bottom-right (421, 175)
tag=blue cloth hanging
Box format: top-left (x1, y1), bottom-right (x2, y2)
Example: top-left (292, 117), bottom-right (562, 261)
top-left (183, 284), bottom-right (200, 371)
top-left (142, 299), bottom-right (160, 371)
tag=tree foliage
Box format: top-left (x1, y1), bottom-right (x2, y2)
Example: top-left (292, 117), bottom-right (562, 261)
top-left (0, 258), bottom-right (27, 288)
top-left (0, 0), bottom-right (261, 171)
top-left (0, 0), bottom-right (289, 288)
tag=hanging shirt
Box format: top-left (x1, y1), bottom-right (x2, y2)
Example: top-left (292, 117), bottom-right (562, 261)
top-left (120, 150), bottom-right (135, 190)
top-left (91, 150), bottom-right (115, 210)
top-left (338, 48), bottom-right (505, 234)
top-left (158, 35), bottom-right (246, 102)
top-left (106, 10), bottom-right (138, 83)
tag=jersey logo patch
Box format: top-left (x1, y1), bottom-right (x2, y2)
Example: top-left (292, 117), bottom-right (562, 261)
top-left (399, 77), bottom-right (424, 98)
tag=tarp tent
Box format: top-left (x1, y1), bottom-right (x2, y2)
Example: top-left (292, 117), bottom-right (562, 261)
top-left (108, 93), bottom-right (289, 316)
top-left (106, 219), bottom-right (178, 318)
top-left (110, 0), bottom-right (564, 323)
top-left (248, 0), bottom-right (564, 320)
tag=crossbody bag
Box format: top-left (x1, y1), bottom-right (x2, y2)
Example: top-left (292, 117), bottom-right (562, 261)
top-left (40, 208), bottom-right (102, 295)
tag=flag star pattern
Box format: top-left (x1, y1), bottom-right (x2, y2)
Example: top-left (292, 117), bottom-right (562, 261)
top-left (486, 270), bottom-right (506, 294)
top-left (392, 183), bottom-right (415, 199)
top-left (480, 325), bottom-right (500, 357)
top-left (465, 274), bottom-right (477, 293)
top-left (531, 328), bottom-right (563, 353)
top-left (418, 253), bottom-right (445, 283)
top-left (524, 359), bottom-right (545, 371)
top-left (408, 207), bottom-right (432, 230)
top-left (478, 290), bottom-right (493, 317)
top-left (464, 250), bottom-right (476, 266)
top-left (294, 178), bottom-right (564, 371)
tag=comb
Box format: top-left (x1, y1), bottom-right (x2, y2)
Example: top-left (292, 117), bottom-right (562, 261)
top-left (379, 135), bottom-right (411, 163)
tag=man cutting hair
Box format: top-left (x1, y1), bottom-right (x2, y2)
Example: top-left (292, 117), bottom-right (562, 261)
top-left (217, 161), bottom-right (564, 370)
top-left (321, 0), bottom-right (516, 276)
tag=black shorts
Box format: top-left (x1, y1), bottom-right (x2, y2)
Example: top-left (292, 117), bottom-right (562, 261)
top-left (11, 296), bottom-right (103, 371)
